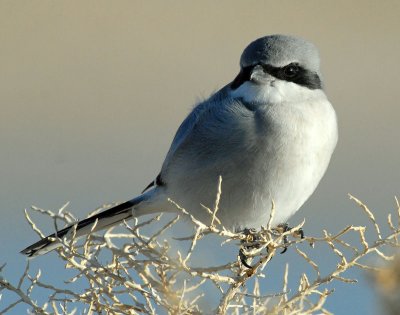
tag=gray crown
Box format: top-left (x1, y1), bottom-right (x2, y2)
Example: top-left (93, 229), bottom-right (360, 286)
top-left (240, 35), bottom-right (321, 76)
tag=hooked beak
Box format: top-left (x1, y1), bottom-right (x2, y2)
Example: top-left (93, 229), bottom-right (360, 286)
top-left (231, 64), bottom-right (272, 90)
top-left (249, 64), bottom-right (266, 84)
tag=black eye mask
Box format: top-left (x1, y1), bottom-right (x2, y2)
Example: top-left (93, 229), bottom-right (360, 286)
top-left (231, 63), bottom-right (322, 90)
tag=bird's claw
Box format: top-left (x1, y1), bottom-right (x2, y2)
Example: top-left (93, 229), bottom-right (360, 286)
top-left (274, 224), bottom-right (305, 254)
top-left (239, 228), bottom-right (260, 269)
top-left (238, 225), bottom-right (306, 268)
top-left (239, 247), bottom-right (253, 269)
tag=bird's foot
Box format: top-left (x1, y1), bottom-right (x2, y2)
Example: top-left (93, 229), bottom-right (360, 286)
top-left (238, 225), bottom-right (305, 268)
top-left (273, 223), bottom-right (304, 254)
top-left (239, 228), bottom-right (262, 269)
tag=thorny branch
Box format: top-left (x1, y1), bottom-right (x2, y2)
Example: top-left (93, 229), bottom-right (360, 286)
top-left (1, 179), bottom-right (400, 314)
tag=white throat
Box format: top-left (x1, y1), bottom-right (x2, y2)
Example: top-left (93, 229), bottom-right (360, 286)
top-left (230, 80), bottom-right (326, 105)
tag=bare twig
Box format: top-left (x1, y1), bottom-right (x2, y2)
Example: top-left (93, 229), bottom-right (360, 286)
top-left (2, 194), bottom-right (400, 314)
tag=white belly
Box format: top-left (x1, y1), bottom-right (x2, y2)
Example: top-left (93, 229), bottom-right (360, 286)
top-left (162, 84), bottom-right (338, 229)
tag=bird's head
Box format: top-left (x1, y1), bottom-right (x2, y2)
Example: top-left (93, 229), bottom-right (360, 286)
top-left (230, 35), bottom-right (324, 105)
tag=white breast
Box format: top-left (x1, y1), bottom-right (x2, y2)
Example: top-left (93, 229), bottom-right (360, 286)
top-left (161, 80), bottom-right (338, 229)
top-left (226, 80), bottom-right (338, 226)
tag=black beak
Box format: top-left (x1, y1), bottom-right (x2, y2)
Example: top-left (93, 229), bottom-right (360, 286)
top-left (230, 65), bottom-right (254, 90)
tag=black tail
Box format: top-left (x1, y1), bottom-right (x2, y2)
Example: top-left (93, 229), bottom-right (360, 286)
top-left (21, 199), bottom-right (140, 258)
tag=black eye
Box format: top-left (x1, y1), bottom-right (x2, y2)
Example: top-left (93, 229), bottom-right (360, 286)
top-left (283, 64), bottom-right (300, 78)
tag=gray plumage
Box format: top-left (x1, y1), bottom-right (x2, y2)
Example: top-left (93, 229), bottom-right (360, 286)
top-left (241, 35), bottom-right (321, 75)
top-left (21, 34), bottom-right (338, 257)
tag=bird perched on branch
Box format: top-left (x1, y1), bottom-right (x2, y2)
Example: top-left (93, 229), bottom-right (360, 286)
top-left (22, 34), bottom-right (338, 258)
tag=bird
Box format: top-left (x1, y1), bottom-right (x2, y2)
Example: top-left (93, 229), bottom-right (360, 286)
top-left (21, 34), bottom-right (338, 258)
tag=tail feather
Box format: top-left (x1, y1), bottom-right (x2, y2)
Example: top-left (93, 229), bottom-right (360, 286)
top-left (21, 197), bottom-right (144, 258)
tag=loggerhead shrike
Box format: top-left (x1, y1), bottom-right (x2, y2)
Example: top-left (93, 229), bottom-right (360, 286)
top-left (21, 34), bottom-right (338, 257)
